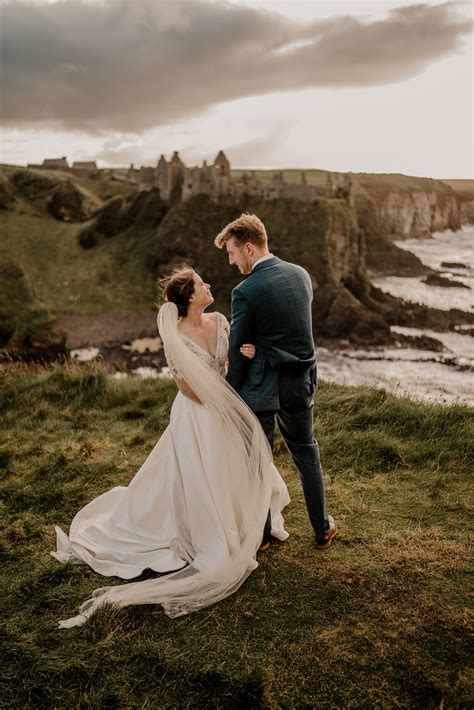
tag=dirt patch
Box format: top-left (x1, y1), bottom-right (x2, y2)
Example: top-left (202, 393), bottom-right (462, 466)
top-left (55, 310), bottom-right (158, 349)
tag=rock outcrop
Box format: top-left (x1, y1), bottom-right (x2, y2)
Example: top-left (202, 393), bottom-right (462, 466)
top-left (148, 195), bottom-right (389, 344)
top-left (353, 175), bottom-right (471, 277)
top-left (376, 190), bottom-right (460, 237)
top-left (0, 261), bottom-right (66, 359)
top-left (8, 168), bottom-right (98, 222)
top-left (78, 188), bottom-right (168, 249)
top-left (355, 195), bottom-right (431, 277)
top-left (422, 274), bottom-right (470, 289)
top-left (353, 174), bottom-right (466, 239)
top-left (0, 177), bottom-right (16, 210)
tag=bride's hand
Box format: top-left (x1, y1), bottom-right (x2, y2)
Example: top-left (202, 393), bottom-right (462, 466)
top-left (240, 343), bottom-right (256, 359)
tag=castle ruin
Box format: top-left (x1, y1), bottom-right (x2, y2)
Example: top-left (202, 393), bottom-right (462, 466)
top-left (125, 150), bottom-right (354, 206)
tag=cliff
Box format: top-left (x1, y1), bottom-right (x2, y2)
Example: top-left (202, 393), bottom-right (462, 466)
top-left (147, 194), bottom-right (388, 343)
top-left (352, 173), bottom-right (463, 238)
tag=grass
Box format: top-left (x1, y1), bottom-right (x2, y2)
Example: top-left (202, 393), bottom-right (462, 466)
top-left (0, 209), bottom-right (156, 313)
top-left (441, 179), bottom-right (474, 195)
top-left (0, 165), bottom-right (154, 314)
top-left (1, 365), bottom-right (473, 708)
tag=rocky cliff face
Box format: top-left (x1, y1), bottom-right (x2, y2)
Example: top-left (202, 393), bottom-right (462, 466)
top-left (459, 198), bottom-right (474, 225)
top-left (377, 190), bottom-right (461, 237)
top-left (353, 174), bottom-right (467, 239)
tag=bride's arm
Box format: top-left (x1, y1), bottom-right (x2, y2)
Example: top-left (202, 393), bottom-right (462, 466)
top-left (164, 344), bottom-right (202, 404)
top-left (174, 377), bottom-right (202, 404)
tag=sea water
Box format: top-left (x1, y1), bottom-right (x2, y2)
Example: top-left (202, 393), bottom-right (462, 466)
top-left (318, 226), bottom-right (474, 406)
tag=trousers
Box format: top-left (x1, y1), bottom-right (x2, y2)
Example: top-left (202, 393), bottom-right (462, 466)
top-left (254, 364), bottom-right (328, 541)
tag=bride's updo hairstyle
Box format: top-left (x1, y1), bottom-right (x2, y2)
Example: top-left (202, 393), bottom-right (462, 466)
top-left (159, 265), bottom-right (195, 318)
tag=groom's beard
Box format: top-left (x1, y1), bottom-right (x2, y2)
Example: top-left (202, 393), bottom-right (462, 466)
top-left (239, 256), bottom-right (252, 275)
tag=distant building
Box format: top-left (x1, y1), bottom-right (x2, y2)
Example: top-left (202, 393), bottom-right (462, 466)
top-left (71, 161), bottom-right (99, 178)
top-left (43, 157), bottom-right (69, 170)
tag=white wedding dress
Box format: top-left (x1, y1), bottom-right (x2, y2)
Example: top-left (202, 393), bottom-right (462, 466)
top-left (52, 306), bottom-right (289, 627)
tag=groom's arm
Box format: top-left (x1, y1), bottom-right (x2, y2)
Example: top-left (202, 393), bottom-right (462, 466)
top-left (227, 287), bottom-right (254, 391)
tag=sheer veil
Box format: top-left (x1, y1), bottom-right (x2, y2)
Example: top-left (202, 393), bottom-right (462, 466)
top-left (57, 302), bottom-right (274, 628)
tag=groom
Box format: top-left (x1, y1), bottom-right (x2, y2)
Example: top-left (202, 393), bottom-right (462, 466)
top-left (214, 213), bottom-right (336, 549)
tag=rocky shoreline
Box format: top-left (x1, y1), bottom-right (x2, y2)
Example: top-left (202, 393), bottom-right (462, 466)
top-left (2, 300), bottom-right (472, 377)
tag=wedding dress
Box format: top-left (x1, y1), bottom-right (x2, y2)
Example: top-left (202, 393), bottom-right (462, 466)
top-left (52, 304), bottom-right (289, 627)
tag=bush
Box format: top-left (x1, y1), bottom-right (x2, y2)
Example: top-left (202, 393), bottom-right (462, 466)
top-left (46, 182), bottom-right (87, 222)
top-left (77, 197), bottom-right (125, 248)
top-left (0, 177), bottom-right (15, 210)
top-left (78, 223), bottom-right (99, 249)
top-left (10, 169), bottom-right (57, 200)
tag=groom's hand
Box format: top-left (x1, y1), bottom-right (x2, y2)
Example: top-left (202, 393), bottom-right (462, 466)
top-left (240, 344), bottom-right (256, 359)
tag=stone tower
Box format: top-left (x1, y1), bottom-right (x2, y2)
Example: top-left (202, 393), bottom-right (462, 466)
top-left (213, 150), bottom-right (230, 177)
top-left (213, 150), bottom-right (230, 198)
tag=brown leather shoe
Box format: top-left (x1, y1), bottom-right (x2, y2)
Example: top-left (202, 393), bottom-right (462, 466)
top-left (315, 516), bottom-right (337, 549)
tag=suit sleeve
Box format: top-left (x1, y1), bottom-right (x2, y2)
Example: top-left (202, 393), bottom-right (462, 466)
top-left (226, 287), bottom-right (254, 392)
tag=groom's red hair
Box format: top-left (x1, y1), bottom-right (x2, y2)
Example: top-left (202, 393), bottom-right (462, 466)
top-left (214, 213), bottom-right (268, 249)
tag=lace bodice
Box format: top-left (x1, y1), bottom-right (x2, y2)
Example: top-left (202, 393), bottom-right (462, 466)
top-left (164, 312), bottom-right (229, 380)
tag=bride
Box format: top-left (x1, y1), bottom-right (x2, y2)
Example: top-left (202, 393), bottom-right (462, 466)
top-left (52, 265), bottom-right (290, 627)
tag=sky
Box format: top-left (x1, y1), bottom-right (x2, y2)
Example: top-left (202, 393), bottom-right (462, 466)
top-left (0, 0), bottom-right (472, 178)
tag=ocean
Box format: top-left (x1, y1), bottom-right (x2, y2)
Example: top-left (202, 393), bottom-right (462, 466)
top-left (317, 226), bottom-right (474, 406)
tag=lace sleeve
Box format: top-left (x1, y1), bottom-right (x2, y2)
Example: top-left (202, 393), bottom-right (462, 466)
top-left (218, 312), bottom-right (230, 337)
top-left (163, 344), bottom-right (184, 380)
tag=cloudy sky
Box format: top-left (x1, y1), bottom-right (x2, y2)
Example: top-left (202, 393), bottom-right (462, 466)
top-left (0, 0), bottom-right (472, 177)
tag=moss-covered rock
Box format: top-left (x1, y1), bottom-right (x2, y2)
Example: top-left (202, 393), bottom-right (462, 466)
top-left (46, 181), bottom-right (89, 222)
top-left (147, 194), bottom-right (385, 341)
top-left (122, 188), bottom-right (168, 229)
top-left (9, 168), bottom-right (97, 223)
top-left (78, 189), bottom-right (168, 249)
top-left (0, 261), bottom-right (66, 357)
top-left (0, 177), bottom-right (16, 210)
top-left (10, 169), bottom-right (57, 200)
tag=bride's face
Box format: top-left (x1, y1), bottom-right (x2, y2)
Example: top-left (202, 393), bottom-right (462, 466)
top-left (190, 272), bottom-right (214, 309)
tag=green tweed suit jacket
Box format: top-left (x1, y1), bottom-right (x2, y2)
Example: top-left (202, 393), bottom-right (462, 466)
top-left (227, 256), bottom-right (316, 411)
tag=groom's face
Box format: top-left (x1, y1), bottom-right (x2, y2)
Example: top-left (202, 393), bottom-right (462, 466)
top-left (226, 238), bottom-right (252, 275)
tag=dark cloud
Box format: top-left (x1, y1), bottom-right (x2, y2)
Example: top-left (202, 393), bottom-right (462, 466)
top-left (0, 0), bottom-right (471, 132)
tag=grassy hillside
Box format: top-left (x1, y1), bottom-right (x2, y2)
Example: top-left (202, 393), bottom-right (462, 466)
top-left (1, 365), bottom-right (472, 708)
top-left (351, 172), bottom-right (457, 198)
top-left (0, 166), bottom-right (155, 313)
top-left (232, 168), bottom-right (461, 198)
top-left (442, 179), bottom-right (474, 195)
top-left (231, 168), bottom-right (329, 188)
